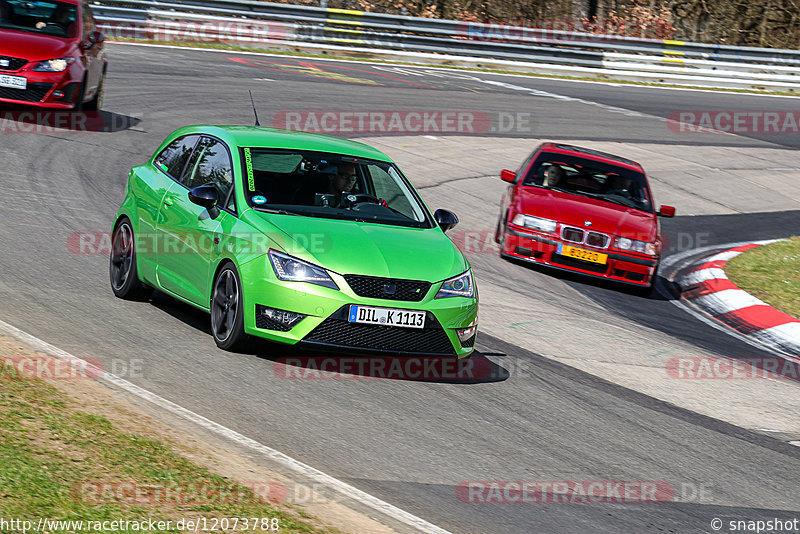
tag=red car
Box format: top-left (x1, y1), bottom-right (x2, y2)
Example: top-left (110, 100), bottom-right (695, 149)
top-left (0, 0), bottom-right (106, 109)
top-left (496, 143), bottom-right (675, 288)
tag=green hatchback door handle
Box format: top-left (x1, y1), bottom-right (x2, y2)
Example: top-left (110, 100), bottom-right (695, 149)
top-left (163, 196), bottom-right (174, 206)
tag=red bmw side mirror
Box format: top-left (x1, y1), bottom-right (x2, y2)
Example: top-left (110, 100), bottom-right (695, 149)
top-left (500, 169), bottom-right (516, 183)
top-left (658, 205), bottom-right (676, 217)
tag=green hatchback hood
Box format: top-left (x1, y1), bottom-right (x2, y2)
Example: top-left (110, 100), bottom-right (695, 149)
top-left (243, 210), bottom-right (468, 282)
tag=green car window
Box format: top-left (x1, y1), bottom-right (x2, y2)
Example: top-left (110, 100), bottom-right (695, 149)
top-left (365, 164), bottom-right (424, 222)
top-left (154, 135), bottom-right (199, 180)
top-left (251, 152), bottom-right (303, 173)
top-left (184, 137), bottom-right (234, 203)
top-left (241, 148), bottom-right (432, 228)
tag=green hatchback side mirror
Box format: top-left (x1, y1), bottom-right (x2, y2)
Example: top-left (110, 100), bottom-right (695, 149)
top-left (188, 186), bottom-right (220, 218)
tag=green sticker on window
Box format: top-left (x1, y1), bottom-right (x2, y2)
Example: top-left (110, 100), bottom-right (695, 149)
top-left (244, 147), bottom-right (255, 192)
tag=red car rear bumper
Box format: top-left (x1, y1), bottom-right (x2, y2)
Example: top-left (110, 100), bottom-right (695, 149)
top-left (501, 225), bottom-right (658, 286)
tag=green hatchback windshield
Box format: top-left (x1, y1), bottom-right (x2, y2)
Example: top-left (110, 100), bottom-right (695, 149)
top-left (241, 148), bottom-right (432, 228)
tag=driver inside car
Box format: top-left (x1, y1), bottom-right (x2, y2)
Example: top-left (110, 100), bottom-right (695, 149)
top-left (606, 174), bottom-right (635, 197)
top-left (328, 163), bottom-right (357, 195)
top-left (34, 3), bottom-right (76, 36)
top-left (543, 164), bottom-right (565, 188)
top-left (605, 174), bottom-right (645, 205)
top-left (319, 163), bottom-right (389, 209)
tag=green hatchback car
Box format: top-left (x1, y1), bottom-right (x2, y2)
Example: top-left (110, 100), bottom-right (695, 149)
top-left (110, 125), bottom-right (478, 357)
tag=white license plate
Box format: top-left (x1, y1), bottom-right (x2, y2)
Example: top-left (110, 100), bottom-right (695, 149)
top-left (0, 75), bottom-right (26, 90)
top-left (348, 305), bottom-right (426, 329)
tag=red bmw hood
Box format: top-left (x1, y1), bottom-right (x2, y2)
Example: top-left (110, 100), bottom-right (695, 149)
top-left (0, 29), bottom-right (77, 61)
top-left (519, 188), bottom-right (658, 241)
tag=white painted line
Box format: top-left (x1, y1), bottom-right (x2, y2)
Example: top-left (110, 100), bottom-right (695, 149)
top-left (475, 78), bottom-right (655, 120)
top-left (679, 267), bottom-right (728, 287)
top-left (0, 318), bottom-right (453, 534)
top-left (692, 289), bottom-right (766, 315)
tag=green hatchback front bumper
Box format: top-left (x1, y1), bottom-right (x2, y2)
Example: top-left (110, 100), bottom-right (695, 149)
top-left (239, 256), bottom-right (478, 358)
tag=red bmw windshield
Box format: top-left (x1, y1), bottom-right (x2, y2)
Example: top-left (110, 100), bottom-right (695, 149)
top-left (523, 152), bottom-right (653, 213)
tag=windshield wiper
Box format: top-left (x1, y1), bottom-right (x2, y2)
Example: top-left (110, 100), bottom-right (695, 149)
top-left (574, 191), bottom-right (623, 204)
top-left (253, 207), bottom-right (304, 216)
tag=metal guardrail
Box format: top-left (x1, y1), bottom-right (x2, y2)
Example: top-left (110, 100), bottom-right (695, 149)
top-left (91, 0), bottom-right (800, 90)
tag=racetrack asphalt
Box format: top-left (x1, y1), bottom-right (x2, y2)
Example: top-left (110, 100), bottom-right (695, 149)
top-left (1, 43), bottom-right (799, 533)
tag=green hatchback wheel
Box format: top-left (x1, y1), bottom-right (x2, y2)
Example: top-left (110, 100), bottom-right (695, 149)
top-left (211, 263), bottom-right (248, 350)
top-left (109, 218), bottom-right (149, 300)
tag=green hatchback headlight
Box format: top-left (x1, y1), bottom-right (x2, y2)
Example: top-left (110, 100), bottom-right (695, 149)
top-left (435, 269), bottom-right (475, 299)
top-left (268, 249), bottom-right (339, 290)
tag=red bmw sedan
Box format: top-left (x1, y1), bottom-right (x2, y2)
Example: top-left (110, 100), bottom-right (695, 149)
top-left (496, 143), bottom-right (675, 288)
top-left (0, 0), bottom-right (106, 109)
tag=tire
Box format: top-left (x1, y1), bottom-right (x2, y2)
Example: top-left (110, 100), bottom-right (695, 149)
top-left (83, 74), bottom-right (104, 112)
top-left (498, 222), bottom-right (511, 258)
top-left (494, 209), bottom-right (507, 244)
top-left (73, 78), bottom-right (86, 111)
top-left (109, 218), bottom-right (149, 300)
top-left (210, 262), bottom-right (249, 351)
top-left (494, 218), bottom-right (503, 244)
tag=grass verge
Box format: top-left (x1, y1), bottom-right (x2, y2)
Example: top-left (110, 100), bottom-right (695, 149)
top-left (0, 358), bottom-right (330, 533)
top-left (724, 238), bottom-right (800, 319)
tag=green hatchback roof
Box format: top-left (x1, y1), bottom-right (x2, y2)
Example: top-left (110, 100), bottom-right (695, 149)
top-left (173, 125), bottom-right (392, 162)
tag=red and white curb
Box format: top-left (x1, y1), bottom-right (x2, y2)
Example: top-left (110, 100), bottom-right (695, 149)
top-left (675, 239), bottom-right (800, 357)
